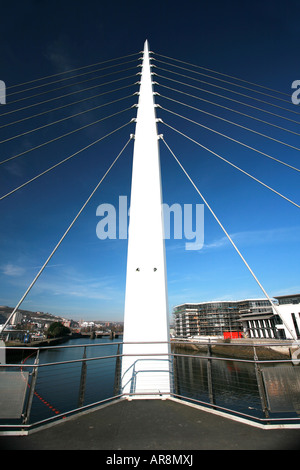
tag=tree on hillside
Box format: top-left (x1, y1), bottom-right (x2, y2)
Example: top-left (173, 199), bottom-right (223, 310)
top-left (47, 322), bottom-right (70, 338)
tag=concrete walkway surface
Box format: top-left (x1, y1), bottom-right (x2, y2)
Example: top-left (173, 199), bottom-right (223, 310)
top-left (1, 398), bottom-right (300, 450)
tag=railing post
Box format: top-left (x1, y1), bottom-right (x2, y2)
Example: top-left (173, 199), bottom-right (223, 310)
top-left (22, 350), bottom-right (40, 425)
top-left (253, 346), bottom-right (270, 420)
top-left (172, 353), bottom-right (180, 396)
top-left (113, 343), bottom-right (121, 396)
top-left (207, 340), bottom-right (215, 406)
top-left (78, 346), bottom-right (87, 408)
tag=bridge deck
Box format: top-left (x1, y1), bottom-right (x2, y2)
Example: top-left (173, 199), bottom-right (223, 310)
top-left (1, 398), bottom-right (300, 451)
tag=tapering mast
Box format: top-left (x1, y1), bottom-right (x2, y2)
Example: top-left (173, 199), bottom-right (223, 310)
top-left (121, 41), bottom-right (171, 397)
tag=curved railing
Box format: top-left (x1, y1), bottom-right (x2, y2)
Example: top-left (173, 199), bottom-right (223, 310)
top-left (1, 339), bottom-right (300, 433)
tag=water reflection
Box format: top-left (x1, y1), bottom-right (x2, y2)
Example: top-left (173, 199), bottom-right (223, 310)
top-left (28, 338), bottom-right (120, 422)
top-left (174, 354), bottom-right (263, 417)
top-left (12, 339), bottom-right (300, 424)
top-left (262, 364), bottom-right (300, 415)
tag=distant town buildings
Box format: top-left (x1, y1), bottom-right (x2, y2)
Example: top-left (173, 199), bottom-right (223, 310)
top-left (173, 294), bottom-right (300, 340)
top-left (0, 305), bottom-right (124, 343)
top-left (1, 293), bottom-right (300, 343)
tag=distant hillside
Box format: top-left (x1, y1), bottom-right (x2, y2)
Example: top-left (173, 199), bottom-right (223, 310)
top-left (0, 306), bottom-right (64, 324)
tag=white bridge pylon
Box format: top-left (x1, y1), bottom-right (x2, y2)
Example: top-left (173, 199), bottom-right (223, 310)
top-left (121, 40), bottom-right (171, 398)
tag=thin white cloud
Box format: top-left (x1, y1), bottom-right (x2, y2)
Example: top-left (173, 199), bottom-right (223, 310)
top-left (165, 226), bottom-right (300, 253)
top-left (271, 286), bottom-right (300, 297)
top-left (30, 267), bottom-right (124, 302)
top-left (1, 263), bottom-right (25, 277)
top-left (201, 226), bottom-right (300, 253)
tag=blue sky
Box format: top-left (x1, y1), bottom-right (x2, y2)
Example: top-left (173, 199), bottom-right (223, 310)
top-left (0, 0), bottom-right (299, 321)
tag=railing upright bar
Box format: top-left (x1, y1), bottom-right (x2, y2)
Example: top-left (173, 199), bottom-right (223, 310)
top-left (113, 343), bottom-right (121, 396)
top-left (22, 350), bottom-right (40, 425)
top-left (78, 346), bottom-right (87, 408)
top-left (253, 346), bottom-right (270, 420)
top-left (207, 340), bottom-right (215, 407)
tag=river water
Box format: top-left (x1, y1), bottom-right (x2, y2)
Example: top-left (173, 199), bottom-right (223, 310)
top-left (24, 337), bottom-right (121, 423)
top-left (13, 337), bottom-right (300, 424)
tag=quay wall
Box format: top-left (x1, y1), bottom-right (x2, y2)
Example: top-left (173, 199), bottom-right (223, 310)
top-left (171, 339), bottom-right (292, 360)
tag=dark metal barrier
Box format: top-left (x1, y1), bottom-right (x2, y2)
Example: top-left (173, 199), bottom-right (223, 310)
top-left (0, 339), bottom-right (300, 433)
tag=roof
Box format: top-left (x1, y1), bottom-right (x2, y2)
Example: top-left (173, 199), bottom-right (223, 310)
top-left (174, 299), bottom-right (273, 309)
top-left (273, 294), bottom-right (300, 299)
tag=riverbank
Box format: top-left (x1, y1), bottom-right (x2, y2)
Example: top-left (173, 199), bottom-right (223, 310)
top-left (171, 339), bottom-right (292, 360)
top-left (4, 335), bottom-right (74, 362)
top-left (4, 335), bottom-right (294, 361)
top-left (5, 335), bottom-right (72, 349)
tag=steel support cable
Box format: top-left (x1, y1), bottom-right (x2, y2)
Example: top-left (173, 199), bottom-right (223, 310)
top-left (7, 58), bottom-right (140, 97)
top-left (153, 52), bottom-right (290, 98)
top-left (0, 115), bottom-right (133, 201)
top-left (160, 137), bottom-right (298, 342)
top-left (156, 82), bottom-right (300, 128)
top-left (158, 106), bottom-right (300, 174)
top-left (1, 136), bottom-right (133, 332)
top-left (155, 71), bottom-right (300, 118)
top-left (157, 87), bottom-right (300, 137)
top-left (158, 98), bottom-right (300, 153)
top-left (0, 78), bottom-right (139, 119)
top-left (7, 51), bottom-right (140, 90)
top-left (153, 59), bottom-right (291, 104)
top-left (0, 94), bottom-right (135, 144)
top-left (2, 66), bottom-right (138, 107)
top-left (0, 76), bottom-right (139, 120)
top-left (0, 84), bottom-right (136, 130)
top-left (0, 105), bottom-right (137, 166)
top-left (161, 120), bottom-right (300, 209)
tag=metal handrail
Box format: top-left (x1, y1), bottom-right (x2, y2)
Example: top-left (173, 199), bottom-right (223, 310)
top-left (171, 351), bottom-right (295, 364)
top-left (0, 340), bottom-right (299, 432)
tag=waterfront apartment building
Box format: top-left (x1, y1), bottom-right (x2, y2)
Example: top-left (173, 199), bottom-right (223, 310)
top-left (174, 301), bottom-right (241, 338)
top-left (173, 298), bottom-right (285, 339)
top-left (273, 294), bottom-right (300, 340)
top-left (237, 299), bottom-right (279, 339)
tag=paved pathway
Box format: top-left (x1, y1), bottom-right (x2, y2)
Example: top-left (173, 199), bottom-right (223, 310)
top-left (1, 399), bottom-right (300, 450)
